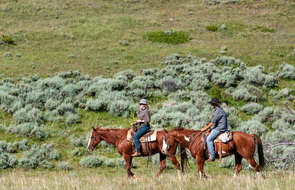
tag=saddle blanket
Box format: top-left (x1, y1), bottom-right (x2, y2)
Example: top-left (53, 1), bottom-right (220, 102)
top-left (214, 131), bottom-right (233, 143)
top-left (127, 129), bottom-right (157, 142)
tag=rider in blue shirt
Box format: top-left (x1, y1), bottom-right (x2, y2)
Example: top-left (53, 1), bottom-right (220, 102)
top-left (201, 98), bottom-right (228, 162)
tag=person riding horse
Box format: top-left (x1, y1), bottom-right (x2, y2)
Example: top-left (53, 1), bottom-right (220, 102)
top-left (201, 98), bottom-right (228, 162)
top-left (131, 99), bottom-right (151, 157)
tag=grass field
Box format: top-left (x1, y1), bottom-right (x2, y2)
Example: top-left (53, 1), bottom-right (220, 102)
top-left (0, 168), bottom-right (294, 190)
top-left (0, 0), bottom-right (294, 77)
top-left (1, 0), bottom-right (295, 189)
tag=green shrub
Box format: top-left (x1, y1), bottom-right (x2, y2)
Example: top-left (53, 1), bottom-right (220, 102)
top-left (58, 161), bottom-right (71, 171)
top-left (72, 148), bottom-right (86, 156)
top-left (109, 100), bottom-right (130, 117)
top-left (239, 119), bottom-right (268, 136)
top-left (144, 30), bottom-right (190, 44)
top-left (39, 160), bottom-right (54, 169)
top-left (205, 25), bottom-right (218, 32)
top-left (240, 102), bottom-right (263, 114)
top-left (80, 156), bottom-right (104, 168)
top-left (254, 25), bottom-right (275, 33)
top-left (0, 35), bottom-right (16, 45)
top-left (0, 153), bottom-right (18, 169)
top-left (6, 123), bottom-right (49, 139)
top-left (278, 64), bottom-right (295, 80)
top-left (65, 112), bottom-right (80, 125)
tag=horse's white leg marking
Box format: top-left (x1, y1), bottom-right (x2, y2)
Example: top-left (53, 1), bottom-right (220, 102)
top-left (184, 136), bottom-right (190, 142)
top-left (87, 136), bottom-right (91, 149)
top-left (162, 139), bottom-right (168, 152)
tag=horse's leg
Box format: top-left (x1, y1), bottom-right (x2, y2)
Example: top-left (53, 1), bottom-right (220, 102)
top-left (246, 157), bottom-right (264, 178)
top-left (234, 153), bottom-right (243, 177)
top-left (123, 154), bottom-right (135, 178)
top-left (156, 153), bottom-right (166, 178)
top-left (196, 155), bottom-right (207, 179)
top-left (168, 155), bottom-right (182, 180)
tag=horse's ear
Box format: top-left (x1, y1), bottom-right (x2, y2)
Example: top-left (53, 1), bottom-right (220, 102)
top-left (92, 127), bottom-right (96, 131)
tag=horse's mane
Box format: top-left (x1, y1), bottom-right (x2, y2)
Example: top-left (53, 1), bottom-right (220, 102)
top-left (172, 126), bottom-right (201, 132)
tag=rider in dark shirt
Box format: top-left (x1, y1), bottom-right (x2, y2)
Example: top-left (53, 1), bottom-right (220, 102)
top-left (201, 98), bottom-right (228, 162)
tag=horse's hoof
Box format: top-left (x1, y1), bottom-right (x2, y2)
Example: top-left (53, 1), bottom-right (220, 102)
top-left (133, 175), bottom-right (140, 179)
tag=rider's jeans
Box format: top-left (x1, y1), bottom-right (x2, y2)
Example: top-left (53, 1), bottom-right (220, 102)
top-left (133, 124), bottom-right (150, 152)
top-left (206, 129), bottom-right (220, 159)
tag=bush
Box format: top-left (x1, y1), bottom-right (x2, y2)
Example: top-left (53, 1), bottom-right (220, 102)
top-left (72, 148), bottom-right (86, 156)
top-left (85, 98), bottom-right (107, 111)
top-left (253, 25), bottom-right (275, 33)
top-left (18, 157), bottom-right (38, 169)
top-left (240, 102), bottom-right (263, 114)
top-left (13, 106), bottom-right (43, 124)
top-left (65, 112), bottom-right (80, 125)
top-left (58, 161), bottom-right (71, 171)
top-left (39, 160), bottom-right (54, 169)
top-left (80, 156), bottom-right (104, 168)
top-left (278, 64), bottom-right (295, 80)
top-left (109, 100), bottom-right (130, 117)
top-left (0, 153), bottom-right (18, 169)
top-left (232, 83), bottom-right (265, 102)
top-left (205, 25), bottom-right (218, 32)
top-left (56, 103), bottom-right (75, 115)
top-left (71, 136), bottom-right (88, 148)
top-left (239, 119), bottom-right (268, 136)
top-left (144, 30), bottom-right (190, 44)
top-left (6, 123), bottom-right (49, 139)
top-left (0, 35), bottom-right (16, 45)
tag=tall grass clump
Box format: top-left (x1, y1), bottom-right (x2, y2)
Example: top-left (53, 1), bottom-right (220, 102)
top-left (144, 30), bottom-right (190, 44)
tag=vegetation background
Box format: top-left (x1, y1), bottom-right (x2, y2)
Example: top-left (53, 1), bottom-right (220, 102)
top-left (0, 0), bottom-right (295, 189)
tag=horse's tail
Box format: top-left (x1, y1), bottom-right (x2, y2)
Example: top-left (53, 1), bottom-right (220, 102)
top-left (180, 145), bottom-right (188, 173)
top-left (253, 134), bottom-right (265, 168)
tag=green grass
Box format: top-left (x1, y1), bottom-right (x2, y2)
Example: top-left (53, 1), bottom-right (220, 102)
top-left (144, 30), bottom-right (190, 44)
top-left (0, 0), bottom-right (295, 186)
top-left (0, 0), bottom-right (294, 77)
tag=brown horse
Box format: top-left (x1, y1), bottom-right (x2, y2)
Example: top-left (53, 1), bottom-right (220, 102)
top-left (167, 128), bottom-right (265, 179)
top-left (87, 126), bottom-right (183, 178)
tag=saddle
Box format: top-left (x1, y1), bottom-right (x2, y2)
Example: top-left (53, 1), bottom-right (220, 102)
top-left (126, 128), bottom-right (157, 143)
top-left (203, 130), bottom-right (233, 162)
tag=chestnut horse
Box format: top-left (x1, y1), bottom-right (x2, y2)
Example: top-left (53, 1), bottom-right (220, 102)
top-left (87, 126), bottom-right (183, 178)
top-left (167, 128), bottom-right (265, 179)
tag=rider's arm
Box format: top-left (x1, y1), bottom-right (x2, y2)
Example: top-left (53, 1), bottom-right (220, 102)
top-left (201, 122), bottom-right (213, 132)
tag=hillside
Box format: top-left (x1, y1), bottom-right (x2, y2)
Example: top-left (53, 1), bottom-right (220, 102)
top-left (0, 0), bottom-right (295, 189)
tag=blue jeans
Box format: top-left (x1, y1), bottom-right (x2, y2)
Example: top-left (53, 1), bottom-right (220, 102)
top-left (134, 124), bottom-right (150, 152)
top-left (206, 129), bottom-right (220, 159)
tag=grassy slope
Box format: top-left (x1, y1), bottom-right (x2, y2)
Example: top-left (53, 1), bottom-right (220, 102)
top-left (0, 0), bottom-right (295, 187)
top-left (0, 0), bottom-right (294, 78)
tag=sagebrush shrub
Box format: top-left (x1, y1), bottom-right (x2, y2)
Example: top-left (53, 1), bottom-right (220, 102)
top-left (80, 156), bottom-right (104, 168)
top-left (278, 64), bottom-right (295, 79)
top-left (6, 123), bottom-right (49, 139)
top-left (239, 119), bottom-right (268, 136)
top-left (240, 102), bottom-right (263, 115)
top-left (58, 161), bottom-right (71, 171)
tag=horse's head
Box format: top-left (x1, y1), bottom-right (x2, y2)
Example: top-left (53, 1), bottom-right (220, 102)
top-left (160, 130), bottom-right (177, 155)
top-left (87, 127), bottom-right (102, 152)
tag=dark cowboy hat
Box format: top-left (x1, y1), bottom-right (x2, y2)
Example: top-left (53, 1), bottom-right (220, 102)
top-left (208, 98), bottom-right (221, 106)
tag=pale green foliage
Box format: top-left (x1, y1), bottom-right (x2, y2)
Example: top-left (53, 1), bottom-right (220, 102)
top-left (278, 63), bottom-right (295, 79)
top-left (0, 153), bottom-right (18, 169)
top-left (239, 119), bottom-right (268, 136)
top-left (6, 123), bottom-right (49, 139)
top-left (240, 102), bottom-right (263, 114)
top-left (80, 156), bottom-right (104, 168)
top-left (58, 162), bottom-right (71, 171)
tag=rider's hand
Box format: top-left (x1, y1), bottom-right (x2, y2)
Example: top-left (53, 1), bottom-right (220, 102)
top-left (136, 120), bottom-right (142, 123)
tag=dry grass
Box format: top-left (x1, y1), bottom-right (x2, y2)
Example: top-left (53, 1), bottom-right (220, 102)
top-left (0, 169), bottom-right (294, 190)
